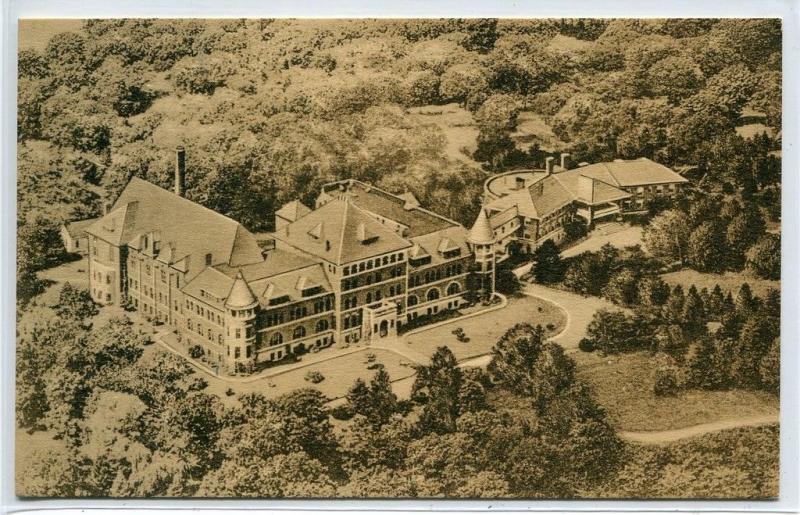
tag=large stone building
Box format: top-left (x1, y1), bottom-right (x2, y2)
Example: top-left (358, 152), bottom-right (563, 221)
top-left (84, 149), bottom-right (493, 374)
top-left (481, 153), bottom-right (688, 260)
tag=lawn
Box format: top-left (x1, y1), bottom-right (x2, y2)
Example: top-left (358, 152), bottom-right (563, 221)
top-left (561, 223), bottom-right (644, 259)
top-left (512, 110), bottom-right (568, 153)
top-left (199, 348), bottom-right (416, 405)
top-left (577, 351), bottom-right (780, 432)
top-left (36, 256), bottom-right (90, 306)
top-left (404, 294), bottom-right (567, 361)
top-left (407, 103), bottom-right (480, 165)
top-left (661, 268), bottom-right (779, 298)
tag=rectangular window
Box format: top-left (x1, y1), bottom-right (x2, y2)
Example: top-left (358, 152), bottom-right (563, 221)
top-left (235, 347), bottom-right (241, 358)
top-left (235, 328), bottom-right (241, 339)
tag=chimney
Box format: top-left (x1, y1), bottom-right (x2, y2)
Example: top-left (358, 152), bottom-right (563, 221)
top-left (545, 156), bottom-right (555, 175)
top-left (560, 152), bottom-right (571, 170)
top-left (175, 146), bottom-right (186, 197)
top-left (515, 176), bottom-right (525, 190)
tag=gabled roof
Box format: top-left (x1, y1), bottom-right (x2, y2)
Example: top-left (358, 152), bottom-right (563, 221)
top-left (527, 174), bottom-right (575, 216)
top-left (566, 158), bottom-right (689, 187)
top-left (412, 225), bottom-right (472, 266)
top-left (273, 198), bottom-right (412, 265)
top-left (551, 172), bottom-right (630, 206)
top-left (322, 180), bottom-right (458, 238)
top-left (84, 178), bottom-right (263, 279)
top-left (489, 206), bottom-right (519, 229)
top-left (276, 200), bottom-right (311, 223)
top-left (468, 209), bottom-right (494, 245)
top-left (63, 217), bottom-right (100, 239)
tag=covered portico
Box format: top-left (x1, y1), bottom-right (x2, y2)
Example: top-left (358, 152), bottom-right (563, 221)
top-left (362, 300), bottom-right (401, 342)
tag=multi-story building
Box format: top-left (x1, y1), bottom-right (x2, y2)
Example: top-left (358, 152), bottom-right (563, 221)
top-left (481, 154), bottom-right (688, 259)
top-left (82, 149), bottom-right (492, 374)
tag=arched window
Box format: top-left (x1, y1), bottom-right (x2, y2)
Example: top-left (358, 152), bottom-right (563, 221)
top-left (427, 288), bottom-right (440, 302)
top-left (315, 319), bottom-right (329, 333)
top-left (270, 332), bottom-right (283, 346)
top-left (293, 326), bottom-right (306, 339)
top-left (366, 292), bottom-right (373, 304)
top-left (447, 282), bottom-right (461, 296)
top-left (407, 295), bottom-right (418, 307)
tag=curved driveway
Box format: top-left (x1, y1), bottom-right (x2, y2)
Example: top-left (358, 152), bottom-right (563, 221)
top-left (521, 283), bottom-right (622, 350)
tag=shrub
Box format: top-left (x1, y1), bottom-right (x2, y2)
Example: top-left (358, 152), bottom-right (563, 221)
top-left (188, 377), bottom-right (209, 391)
top-left (305, 370), bottom-right (325, 384)
top-left (330, 404), bottom-right (353, 421)
top-left (189, 345), bottom-right (204, 359)
top-left (366, 363), bottom-right (385, 371)
top-left (578, 338), bottom-right (595, 353)
top-left (653, 367), bottom-right (680, 396)
top-left (225, 387), bottom-right (235, 396)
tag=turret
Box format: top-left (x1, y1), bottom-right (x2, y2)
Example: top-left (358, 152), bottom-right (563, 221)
top-left (223, 271), bottom-right (258, 373)
top-left (468, 208), bottom-right (496, 298)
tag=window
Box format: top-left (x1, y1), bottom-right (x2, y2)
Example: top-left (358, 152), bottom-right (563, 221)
top-left (427, 288), bottom-right (440, 302)
top-left (383, 256), bottom-right (389, 265)
top-left (447, 282), bottom-right (461, 296)
top-left (235, 347), bottom-right (241, 358)
top-left (270, 332), bottom-right (283, 346)
top-left (407, 295), bottom-right (418, 307)
top-left (218, 335), bottom-right (223, 345)
top-left (366, 292), bottom-right (372, 304)
top-left (293, 326), bottom-right (306, 339)
top-left (246, 346), bottom-right (252, 358)
top-left (207, 329), bottom-right (212, 340)
top-left (188, 320), bottom-right (193, 330)
top-left (315, 319), bottom-right (329, 332)
top-left (106, 274), bottom-right (111, 285)
top-left (235, 328), bottom-right (241, 339)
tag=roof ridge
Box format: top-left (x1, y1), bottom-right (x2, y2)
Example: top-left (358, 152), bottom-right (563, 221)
top-left (125, 177), bottom-right (242, 228)
top-left (349, 178), bottom-right (462, 232)
top-left (336, 198), bottom-right (349, 265)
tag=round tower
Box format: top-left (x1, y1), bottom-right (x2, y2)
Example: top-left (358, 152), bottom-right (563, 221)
top-left (224, 271), bottom-right (258, 374)
top-left (468, 208), bottom-right (496, 299)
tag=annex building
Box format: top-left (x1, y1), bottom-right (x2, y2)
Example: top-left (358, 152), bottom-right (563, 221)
top-left (83, 149), bottom-right (495, 374)
top-left (481, 153), bottom-right (688, 261)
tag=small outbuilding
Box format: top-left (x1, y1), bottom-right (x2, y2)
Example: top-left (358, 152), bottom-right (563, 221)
top-left (60, 217), bottom-right (99, 255)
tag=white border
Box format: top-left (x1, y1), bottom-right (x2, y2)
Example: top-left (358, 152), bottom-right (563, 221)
top-left (1, 0), bottom-right (798, 513)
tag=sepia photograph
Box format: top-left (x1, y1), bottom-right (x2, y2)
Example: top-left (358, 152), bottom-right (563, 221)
top-left (13, 17), bottom-right (783, 499)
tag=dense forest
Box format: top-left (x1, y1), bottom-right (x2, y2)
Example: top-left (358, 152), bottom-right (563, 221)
top-left (17, 18), bottom-right (780, 243)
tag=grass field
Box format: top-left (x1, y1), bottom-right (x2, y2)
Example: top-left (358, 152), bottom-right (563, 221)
top-left (577, 351), bottom-right (780, 432)
top-left (404, 294), bottom-right (567, 361)
top-left (407, 103), bottom-right (480, 165)
top-left (661, 268), bottom-right (779, 298)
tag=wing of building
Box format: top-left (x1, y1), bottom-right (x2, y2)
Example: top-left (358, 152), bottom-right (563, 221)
top-left (80, 152), bottom-right (488, 375)
top-left (481, 155), bottom-right (688, 259)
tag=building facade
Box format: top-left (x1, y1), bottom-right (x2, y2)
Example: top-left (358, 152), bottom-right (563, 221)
top-left (481, 154), bottom-right (689, 260)
top-left (82, 151), bottom-right (493, 374)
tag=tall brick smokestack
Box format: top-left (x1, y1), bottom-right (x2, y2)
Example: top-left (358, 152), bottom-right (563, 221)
top-left (175, 146), bottom-right (186, 197)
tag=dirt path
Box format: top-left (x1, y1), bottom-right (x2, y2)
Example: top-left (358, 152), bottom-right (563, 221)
top-left (618, 413), bottom-right (780, 445)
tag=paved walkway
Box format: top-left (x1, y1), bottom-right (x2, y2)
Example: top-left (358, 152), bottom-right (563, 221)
top-left (520, 283), bottom-right (620, 349)
top-left (618, 413), bottom-right (780, 445)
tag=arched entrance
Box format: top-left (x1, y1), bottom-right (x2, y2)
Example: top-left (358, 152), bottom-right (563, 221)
top-left (379, 320), bottom-right (389, 337)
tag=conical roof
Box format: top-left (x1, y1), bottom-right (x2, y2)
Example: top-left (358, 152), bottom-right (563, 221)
top-left (468, 208), bottom-right (495, 245)
top-left (225, 270), bottom-right (257, 308)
